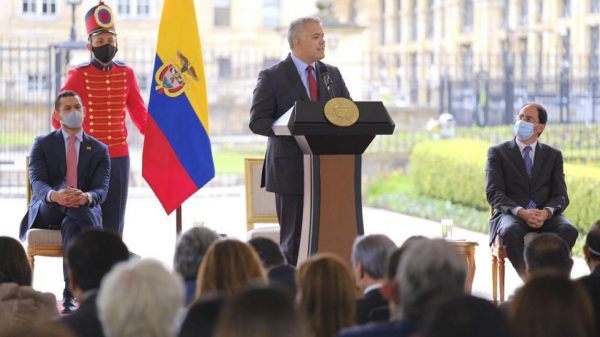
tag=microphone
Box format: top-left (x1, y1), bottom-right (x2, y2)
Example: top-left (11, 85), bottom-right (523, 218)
top-left (318, 64), bottom-right (336, 99)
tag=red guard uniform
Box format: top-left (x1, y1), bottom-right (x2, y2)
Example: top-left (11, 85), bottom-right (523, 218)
top-left (52, 0), bottom-right (148, 235)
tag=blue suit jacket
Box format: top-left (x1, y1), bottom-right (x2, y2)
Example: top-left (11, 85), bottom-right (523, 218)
top-left (337, 320), bottom-right (417, 337)
top-left (19, 130), bottom-right (110, 240)
top-left (249, 54), bottom-right (351, 194)
top-left (485, 139), bottom-right (569, 245)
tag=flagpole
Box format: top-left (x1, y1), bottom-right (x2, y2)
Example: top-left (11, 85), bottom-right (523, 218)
top-left (176, 206), bottom-right (182, 235)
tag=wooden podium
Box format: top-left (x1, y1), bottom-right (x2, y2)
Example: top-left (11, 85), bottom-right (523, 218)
top-left (273, 101), bottom-right (394, 264)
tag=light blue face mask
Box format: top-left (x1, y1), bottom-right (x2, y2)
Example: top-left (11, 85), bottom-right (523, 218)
top-left (61, 110), bottom-right (84, 129)
top-left (513, 120), bottom-right (534, 141)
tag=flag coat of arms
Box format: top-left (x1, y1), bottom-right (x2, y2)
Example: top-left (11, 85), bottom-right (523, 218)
top-left (142, 0), bottom-right (214, 214)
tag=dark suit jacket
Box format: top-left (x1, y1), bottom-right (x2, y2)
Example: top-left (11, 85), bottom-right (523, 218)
top-left (356, 288), bottom-right (389, 325)
top-left (249, 54), bottom-right (351, 194)
top-left (578, 266), bottom-right (600, 334)
top-left (19, 130), bottom-right (110, 240)
top-left (60, 291), bottom-right (104, 337)
top-left (485, 139), bottom-right (569, 244)
top-left (337, 320), bottom-right (417, 337)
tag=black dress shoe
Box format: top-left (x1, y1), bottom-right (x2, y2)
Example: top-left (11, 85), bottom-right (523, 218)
top-left (62, 294), bottom-right (77, 314)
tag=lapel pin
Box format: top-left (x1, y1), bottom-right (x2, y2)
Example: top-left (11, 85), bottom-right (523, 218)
top-left (86, 146), bottom-right (92, 150)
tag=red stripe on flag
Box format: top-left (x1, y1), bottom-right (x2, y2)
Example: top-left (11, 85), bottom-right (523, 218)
top-left (142, 117), bottom-right (199, 214)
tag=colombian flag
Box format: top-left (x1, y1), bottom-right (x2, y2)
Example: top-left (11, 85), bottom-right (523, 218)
top-left (142, 0), bottom-right (214, 214)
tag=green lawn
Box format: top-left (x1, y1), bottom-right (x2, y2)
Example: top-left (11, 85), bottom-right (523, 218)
top-left (213, 151), bottom-right (263, 175)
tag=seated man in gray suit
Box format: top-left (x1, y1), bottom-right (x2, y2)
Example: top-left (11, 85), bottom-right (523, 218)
top-left (19, 90), bottom-right (110, 313)
top-left (486, 103), bottom-right (578, 277)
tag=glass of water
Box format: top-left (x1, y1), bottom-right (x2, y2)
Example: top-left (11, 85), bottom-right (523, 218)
top-left (441, 219), bottom-right (453, 239)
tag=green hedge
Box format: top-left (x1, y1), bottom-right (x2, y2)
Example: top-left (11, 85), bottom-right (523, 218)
top-left (409, 139), bottom-right (600, 233)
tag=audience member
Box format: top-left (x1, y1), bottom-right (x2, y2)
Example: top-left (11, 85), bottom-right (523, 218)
top-left (59, 230), bottom-right (130, 337)
top-left (351, 234), bottom-right (396, 324)
top-left (379, 236), bottom-right (427, 316)
top-left (578, 220), bottom-right (600, 334)
top-left (297, 253), bottom-right (356, 337)
top-left (524, 233), bottom-right (573, 278)
top-left (178, 294), bottom-right (226, 337)
top-left (0, 236), bottom-right (59, 329)
top-left (195, 239), bottom-right (266, 299)
top-left (213, 286), bottom-right (307, 337)
top-left (174, 226), bottom-right (220, 305)
top-left (338, 239), bottom-right (466, 337)
top-left (510, 273), bottom-right (596, 337)
top-left (248, 237), bottom-right (296, 295)
top-left (422, 295), bottom-right (513, 337)
top-left (97, 259), bottom-right (184, 337)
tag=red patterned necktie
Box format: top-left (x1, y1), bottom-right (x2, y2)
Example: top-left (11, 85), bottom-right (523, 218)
top-left (66, 135), bottom-right (77, 187)
top-left (306, 65), bottom-right (318, 102)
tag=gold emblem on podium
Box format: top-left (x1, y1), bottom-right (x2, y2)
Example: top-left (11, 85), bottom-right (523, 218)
top-left (323, 97), bottom-right (359, 127)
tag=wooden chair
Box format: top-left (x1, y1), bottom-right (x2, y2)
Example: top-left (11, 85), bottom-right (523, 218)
top-left (25, 156), bottom-right (63, 272)
top-left (244, 158), bottom-right (279, 241)
top-left (491, 235), bottom-right (506, 304)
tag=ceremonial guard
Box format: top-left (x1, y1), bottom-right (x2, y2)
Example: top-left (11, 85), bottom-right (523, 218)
top-left (53, 1), bottom-right (148, 236)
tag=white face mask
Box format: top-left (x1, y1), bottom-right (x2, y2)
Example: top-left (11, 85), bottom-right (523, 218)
top-left (61, 110), bottom-right (84, 128)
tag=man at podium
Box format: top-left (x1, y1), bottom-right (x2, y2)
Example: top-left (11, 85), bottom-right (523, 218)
top-left (249, 16), bottom-right (351, 265)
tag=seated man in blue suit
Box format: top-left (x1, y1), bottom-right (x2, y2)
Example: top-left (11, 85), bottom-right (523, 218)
top-left (486, 103), bottom-right (578, 277)
top-left (20, 90), bottom-right (110, 313)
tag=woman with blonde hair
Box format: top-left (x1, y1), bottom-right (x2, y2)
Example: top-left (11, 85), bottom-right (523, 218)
top-left (297, 254), bottom-right (356, 337)
top-left (195, 239), bottom-right (266, 299)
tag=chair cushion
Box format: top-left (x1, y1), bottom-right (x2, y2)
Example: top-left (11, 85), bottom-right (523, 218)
top-left (27, 229), bottom-right (62, 246)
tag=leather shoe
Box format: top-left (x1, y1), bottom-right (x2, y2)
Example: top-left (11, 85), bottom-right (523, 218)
top-left (62, 294), bottom-right (77, 314)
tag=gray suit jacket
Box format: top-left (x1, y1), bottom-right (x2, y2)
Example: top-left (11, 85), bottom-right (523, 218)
top-left (19, 130), bottom-right (110, 240)
top-left (249, 54), bottom-right (351, 194)
top-left (485, 139), bottom-right (569, 244)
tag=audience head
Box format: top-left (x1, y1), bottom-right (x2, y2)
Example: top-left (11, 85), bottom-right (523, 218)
top-left (248, 237), bottom-right (287, 269)
top-left (97, 259), bottom-right (184, 337)
top-left (297, 253), bottom-right (355, 337)
top-left (396, 239), bottom-right (467, 324)
top-left (524, 233), bottom-right (572, 277)
top-left (351, 234), bottom-right (397, 292)
top-left (584, 220), bottom-right (600, 268)
top-left (0, 322), bottom-right (75, 337)
top-left (174, 226), bottom-right (220, 281)
top-left (66, 230), bottom-right (129, 294)
top-left (196, 239), bottom-right (266, 299)
top-left (178, 294), bottom-right (226, 337)
top-left (422, 295), bottom-right (513, 337)
top-left (510, 273), bottom-right (596, 337)
top-left (0, 236), bottom-right (32, 286)
top-left (214, 286), bottom-right (306, 337)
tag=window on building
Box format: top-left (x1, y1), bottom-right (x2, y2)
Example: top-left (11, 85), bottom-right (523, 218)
top-left (410, 52), bottom-right (418, 102)
top-left (590, 26), bottom-right (599, 74)
top-left (137, 0), bottom-right (150, 16)
top-left (536, 33), bottom-right (543, 86)
top-left (218, 57), bottom-right (232, 78)
top-left (22, 0), bottom-right (57, 15)
top-left (410, 0), bottom-right (418, 40)
top-left (501, 0), bottom-right (508, 28)
top-left (463, 0), bottom-right (473, 33)
top-left (263, 0), bottom-right (279, 28)
top-left (562, 0), bottom-right (570, 17)
top-left (27, 74), bottom-right (49, 92)
top-left (395, 53), bottom-right (402, 88)
top-left (520, 0), bottom-right (528, 25)
top-left (519, 37), bottom-right (528, 81)
top-left (427, 0), bottom-right (434, 39)
top-left (380, 0), bottom-right (386, 45)
top-left (592, 0), bottom-right (600, 13)
top-left (537, 0), bottom-right (544, 22)
top-left (117, 0), bottom-right (131, 15)
top-left (395, 0), bottom-right (401, 43)
top-left (462, 45), bottom-right (473, 81)
top-left (214, 0), bottom-right (231, 27)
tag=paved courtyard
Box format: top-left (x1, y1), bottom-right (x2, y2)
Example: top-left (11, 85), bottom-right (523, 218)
top-left (0, 186), bottom-right (589, 301)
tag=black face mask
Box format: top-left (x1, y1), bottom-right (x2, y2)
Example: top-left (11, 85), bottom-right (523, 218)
top-left (92, 44), bottom-right (118, 64)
